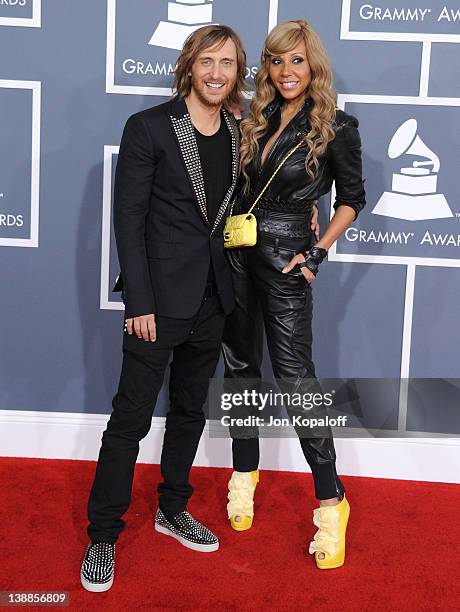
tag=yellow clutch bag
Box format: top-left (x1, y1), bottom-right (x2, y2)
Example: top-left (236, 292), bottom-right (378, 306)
top-left (224, 138), bottom-right (306, 249)
top-left (223, 213), bottom-right (257, 248)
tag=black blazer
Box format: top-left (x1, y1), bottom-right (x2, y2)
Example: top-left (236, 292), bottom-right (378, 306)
top-left (113, 97), bottom-right (239, 319)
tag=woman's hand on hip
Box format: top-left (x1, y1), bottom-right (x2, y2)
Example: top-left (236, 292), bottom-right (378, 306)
top-left (282, 253), bottom-right (315, 284)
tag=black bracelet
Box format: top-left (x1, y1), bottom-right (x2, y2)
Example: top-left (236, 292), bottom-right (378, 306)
top-left (298, 246), bottom-right (328, 276)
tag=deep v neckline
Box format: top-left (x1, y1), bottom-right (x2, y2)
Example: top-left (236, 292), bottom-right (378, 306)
top-left (259, 102), bottom-right (306, 171)
top-left (260, 122), bottom-right (289, 169)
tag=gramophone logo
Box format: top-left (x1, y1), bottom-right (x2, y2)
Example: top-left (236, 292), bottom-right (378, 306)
top-left (148, 0), bottom-right (217, 51)
top-left (373, 119), bottom-right (453, 221)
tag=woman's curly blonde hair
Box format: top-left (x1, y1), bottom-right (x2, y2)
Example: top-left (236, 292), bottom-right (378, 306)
top-left (240, 20), bottom-right (337, 191)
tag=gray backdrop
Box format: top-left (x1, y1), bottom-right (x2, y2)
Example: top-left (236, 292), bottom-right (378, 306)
top-left (0, 0), bottom-right (459, 436)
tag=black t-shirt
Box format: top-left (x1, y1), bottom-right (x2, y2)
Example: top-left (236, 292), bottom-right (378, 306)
top-left (194, 115), bottom-right (232, 284)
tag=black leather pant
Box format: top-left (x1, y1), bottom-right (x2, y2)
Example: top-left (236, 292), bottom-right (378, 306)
top-left (222, 211), bottom-right (345, 500)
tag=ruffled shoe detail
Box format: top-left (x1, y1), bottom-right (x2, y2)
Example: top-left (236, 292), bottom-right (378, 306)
top-left (308, 495), bottom-right (350, 569)
top-left (227, 470), bottom-right (259, 531)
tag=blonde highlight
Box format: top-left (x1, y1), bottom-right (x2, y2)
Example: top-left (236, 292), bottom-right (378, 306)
top-left (240, 20), bottom-right (336, 191)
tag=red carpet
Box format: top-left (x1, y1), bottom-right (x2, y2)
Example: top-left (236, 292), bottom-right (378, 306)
top-left (0, 457), bottom-right (459, 611)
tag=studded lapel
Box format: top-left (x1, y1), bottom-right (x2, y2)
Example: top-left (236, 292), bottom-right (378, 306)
top-left (210, 108), bottom-right (240, 236)
top-left (169, 99), bottom-right (240, 233)
top-left (170, 108), bottom-right (209, 227)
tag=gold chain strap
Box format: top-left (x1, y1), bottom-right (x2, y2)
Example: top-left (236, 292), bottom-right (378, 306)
top-left (228, 136), bottom-right (307, 218)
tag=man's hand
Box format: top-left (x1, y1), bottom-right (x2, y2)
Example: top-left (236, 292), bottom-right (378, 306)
top-left (311, 201), bottom-right (320, 240)
top-left (125, 314), bottom-right (156, 342)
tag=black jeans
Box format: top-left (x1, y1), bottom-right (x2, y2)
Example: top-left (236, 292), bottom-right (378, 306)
top-left (222, 230), bottom-right (345, 501)
top-left (87, 290), bottom-right (225, 544)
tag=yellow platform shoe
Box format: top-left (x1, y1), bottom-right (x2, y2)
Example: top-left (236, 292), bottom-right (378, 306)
top-left (227, 470), bottom-right (259, 531)
top-left (308, 495), bottom-right (350, 569)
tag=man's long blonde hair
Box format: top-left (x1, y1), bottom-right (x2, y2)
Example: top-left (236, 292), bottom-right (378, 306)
top-left (240, 20), bottom-right (336, 190)
top-left (173, 25), bottom-right (247, 109)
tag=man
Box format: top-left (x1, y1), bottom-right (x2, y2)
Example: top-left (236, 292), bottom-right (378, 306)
top-left (80, 25), bottom-right (247, 592)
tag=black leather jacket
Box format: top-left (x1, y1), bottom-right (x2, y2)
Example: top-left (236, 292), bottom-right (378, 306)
top-left (234, 96), bottom-right (365, 220)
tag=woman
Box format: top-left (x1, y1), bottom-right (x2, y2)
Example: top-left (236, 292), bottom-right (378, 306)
top-left (222, 20), bottom-right (365, 569)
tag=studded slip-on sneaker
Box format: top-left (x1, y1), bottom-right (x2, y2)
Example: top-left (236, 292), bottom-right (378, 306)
top-left (80, 542), bottom-right (115, 592)
top-left (154, 508), bottom-right (219, 552)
